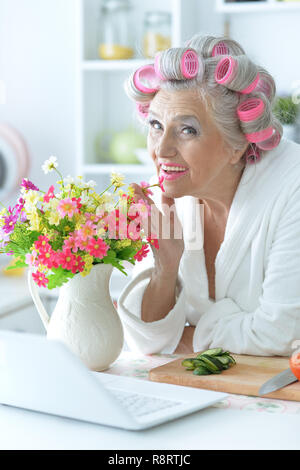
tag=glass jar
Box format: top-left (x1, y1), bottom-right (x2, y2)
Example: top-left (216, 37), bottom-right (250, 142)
top-left (142, 11), bottom-right (172, 59)
top-left (98, 0), bottom-right (134, 60)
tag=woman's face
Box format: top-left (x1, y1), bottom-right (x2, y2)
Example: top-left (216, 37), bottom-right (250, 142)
top-left (147, 88), bottom-right (245, 200)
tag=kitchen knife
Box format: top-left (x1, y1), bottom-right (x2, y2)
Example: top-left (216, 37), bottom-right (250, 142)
top-left (258, 368), bottom-right (298, 396)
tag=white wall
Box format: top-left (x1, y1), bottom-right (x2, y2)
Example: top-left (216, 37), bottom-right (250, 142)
top-left (0, 0), bottom-right (77, 203)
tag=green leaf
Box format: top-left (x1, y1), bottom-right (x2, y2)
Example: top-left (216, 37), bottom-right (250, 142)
top-left (5, 258), bottom-right (28, 270)
top-left (117, 246), bottom-right (136, 260)
top-left (47, 266), bottom-right (75, 290)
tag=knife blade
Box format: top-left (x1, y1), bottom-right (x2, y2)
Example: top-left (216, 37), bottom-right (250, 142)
top-left (258, 368), bottom-right (298, 396)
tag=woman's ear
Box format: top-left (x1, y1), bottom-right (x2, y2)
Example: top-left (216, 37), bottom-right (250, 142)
top-left (229, 143), bottom-right (249, 165)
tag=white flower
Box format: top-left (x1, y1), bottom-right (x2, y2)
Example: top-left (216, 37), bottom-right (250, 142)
top-left (63, 175), bottom-right (74, 185)
top-left (42, 156), bottom-right (58, 174)
top-left (84, 180), bottom-right (97, 190)
top-left (80, 191), bottom-right (93, 205)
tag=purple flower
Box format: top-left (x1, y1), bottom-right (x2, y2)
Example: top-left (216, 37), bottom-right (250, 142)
top-left (3, 213), bottom-right (18, 234)
top-left (15, 197), bottom-right (25, 217)
top-left (21, 178), bottom-right (39, 192)
top-left (20, 211), bottom-right (27, 223)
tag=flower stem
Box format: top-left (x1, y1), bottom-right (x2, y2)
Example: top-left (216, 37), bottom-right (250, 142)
top-left (98, 183), bottom-right (113, 198)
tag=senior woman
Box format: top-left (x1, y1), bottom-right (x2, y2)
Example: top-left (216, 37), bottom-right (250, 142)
top-left (117, 34), bottom-right (300, 357)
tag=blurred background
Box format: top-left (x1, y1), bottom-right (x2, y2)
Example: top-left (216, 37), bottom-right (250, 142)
top-left (1, 0), bottom-right (300, 336)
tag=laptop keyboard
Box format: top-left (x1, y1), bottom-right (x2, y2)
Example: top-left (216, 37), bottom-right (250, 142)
top-left (107, 387), bottom-right (183, 418)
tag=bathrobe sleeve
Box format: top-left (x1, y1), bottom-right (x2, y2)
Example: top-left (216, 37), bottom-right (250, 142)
top-left (193, 184), bottom-right (300, 356)
top-left (117, 254), bottom-right (187, 355)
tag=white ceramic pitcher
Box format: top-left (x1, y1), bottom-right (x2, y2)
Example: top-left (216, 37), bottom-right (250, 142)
top-left (28, 263), bottom-right (124, 371)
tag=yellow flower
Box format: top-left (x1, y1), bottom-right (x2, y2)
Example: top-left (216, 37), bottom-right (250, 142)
top-left (110, 172), bottom-right (125, 190)
top-left (97, 227), bottom-right (106, 238)
top-left (114, 239), bottom-right (132, 250)
top-left (127, 185), bottom-right (135, 198)
top-left (80, 254), bottom-right (94, 277)
top-left (27, 209), bottom-right (41, 231)
top-left (131, 240), bottom-right (142, 251)
top-left (24, 190), bottom-right (40, 209)
top-left (48, 211), bottom-right (60, 226)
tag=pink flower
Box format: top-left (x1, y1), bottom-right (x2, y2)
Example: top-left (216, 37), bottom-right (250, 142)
top-left (158, 175), bottom-right (165, 192)
top-left (63, 234), bottom-right (79, 253)
top-left (77, 221), bottom-right (96, 241)
top-left (86, 237), bottom-right (109, 259)
top-left (57, 198), bottom-right (79, 219)
top-left (140, 181), bottom-right (153, 196)
top-left (134, 244), bottom-right (150, 261)
top-left (146, 235), bottom-right (159, 249)
top-left (60, 248), bottom-right (77, 271)
top-left (85, 212), bottom-right (100, 224)
top-left (72, 197), bottom-right (82, 211)
top-left (75, 236), bottom-right (90, 252)
top-left (70, 255), bottom-right (85, 274)
top-left (32, 271), bottom-right (48, 288)
top-left (43, 185), bottom-right (55, 203)
top-left (136, 199), bottom-right (151, 219)
top-left (25, 250), bottom-right (38, 268)
top-left (34, 235), bottom-right (51, 253)
top-left (37, 249), bottom-right (59, 269)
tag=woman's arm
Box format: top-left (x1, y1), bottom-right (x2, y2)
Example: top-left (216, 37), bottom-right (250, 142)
top-left (141, 268), bottom-right (178, 322)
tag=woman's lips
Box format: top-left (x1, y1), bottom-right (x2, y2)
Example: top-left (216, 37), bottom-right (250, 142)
top-left (160, 168), bottom-right (189, 181)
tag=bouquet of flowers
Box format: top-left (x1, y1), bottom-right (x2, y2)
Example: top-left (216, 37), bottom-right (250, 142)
top-left (0, 156), bottom-right (164, 290)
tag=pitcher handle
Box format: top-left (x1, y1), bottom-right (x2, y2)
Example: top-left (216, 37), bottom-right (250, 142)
top-left (27, 269), bottom-right (50, 331)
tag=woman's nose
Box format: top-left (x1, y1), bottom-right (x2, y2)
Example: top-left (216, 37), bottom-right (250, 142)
top-left (155, 131), bottom-right (177, 158)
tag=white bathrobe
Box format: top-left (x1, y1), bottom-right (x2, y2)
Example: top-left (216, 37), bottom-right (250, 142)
top-left (118, 137), bottom-right (300, 356)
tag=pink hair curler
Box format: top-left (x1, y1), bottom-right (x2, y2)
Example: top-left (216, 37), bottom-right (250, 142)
top-left (255, 77), bottom-right (273, 100)
top-left (212, 41), bottom-right (229, 57)
top-left (239, 73), bottom-right (260, 95)
top-left (215, 56), bottom-right (237, 85)
top-left (133, 65), bottom-right (160, 94)
top-left (181, 49), bottom-right (199, 79)
top-left (256, 128), bottom-right (281, 151)
top-left (244, 145), bottom-right (261, 164)
top-left (245, 126), bottom-right (274, 143)
top-left (237, 98), bottom-right (265, 122)
top-left (136, 102), bottom-right (150, 119)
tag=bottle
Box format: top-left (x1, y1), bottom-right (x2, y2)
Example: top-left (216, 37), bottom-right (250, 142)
top-left (98, 0), bottom-right (134, 60)
top-left (143, 11), bottom-right (172, 59)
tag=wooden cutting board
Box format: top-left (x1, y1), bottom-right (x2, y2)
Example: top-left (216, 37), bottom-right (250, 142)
top-left (149, 353), bottom-right (300, 402)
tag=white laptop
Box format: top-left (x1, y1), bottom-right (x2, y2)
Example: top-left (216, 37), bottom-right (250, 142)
top-left (0, 330), bottom-right (227, 431)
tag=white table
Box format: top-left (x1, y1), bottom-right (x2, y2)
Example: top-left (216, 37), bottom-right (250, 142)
top-left (1, 349), bottom-right (300, 451)
top-left (0, 400), bottom-right (299, 450)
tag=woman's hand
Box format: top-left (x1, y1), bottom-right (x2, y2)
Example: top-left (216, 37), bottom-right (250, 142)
top-left (174, 326), bottom-right (196, 354)
top-left (130, 182), bottom-right (184, 275)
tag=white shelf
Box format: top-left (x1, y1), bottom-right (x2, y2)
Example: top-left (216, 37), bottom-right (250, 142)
top-left (83, 164), bottom-right (154, 175)
top-left (216, 0), bottom-right (300, 13)
top-left (75, 0), bottom-right (201, 178)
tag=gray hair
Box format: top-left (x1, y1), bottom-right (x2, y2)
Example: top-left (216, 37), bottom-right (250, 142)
top-left (124, 34), bottom-right (283, 165)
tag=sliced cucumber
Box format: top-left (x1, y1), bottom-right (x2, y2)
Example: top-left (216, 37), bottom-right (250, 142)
top-left (197, 348), bottom-right (223, 357)
top-left (181, 359), bottom-right (196, 369)
top-left (226, 355), bottom-right (236, 365)
top-left (201, 354), bottom-right (224, 371)
top-left (216, 355), bottom-right (230, 366)
top-left (197, 355), bottom-right (220, 372)
top-left (193, 366), bottom-right (212, 376)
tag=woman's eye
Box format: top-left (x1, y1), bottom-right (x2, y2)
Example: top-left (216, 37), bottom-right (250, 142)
top-left (182, 127), bottom-right (197, 135)
top-left (148, 119), bottom-right (162, 130)
top-left (148, 120), bottom-right (197, 136)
